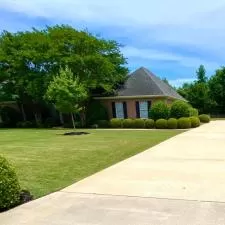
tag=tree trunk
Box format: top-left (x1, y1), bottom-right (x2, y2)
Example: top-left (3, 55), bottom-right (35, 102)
top-left (59, 112), bottom-right (64, 124)
top-left (21, 103), bottom-right (27, 121)
top-left (80, 111), bottom-right (86, 128)
top-left (34, 112), bottom-right (42, 124)
top-left (71, 113), bottom-right (76, 129)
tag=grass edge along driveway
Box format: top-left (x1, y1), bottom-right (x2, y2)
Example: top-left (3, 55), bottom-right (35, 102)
top-left (0, 129), bottom-right (183, 198)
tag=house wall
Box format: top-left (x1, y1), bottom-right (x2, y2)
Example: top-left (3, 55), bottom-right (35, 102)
top-left (100, 97), bottom-right (171, 119)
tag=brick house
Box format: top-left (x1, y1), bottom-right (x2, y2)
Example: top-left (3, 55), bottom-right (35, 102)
top-left (94, 67), bottom-right (185, 119)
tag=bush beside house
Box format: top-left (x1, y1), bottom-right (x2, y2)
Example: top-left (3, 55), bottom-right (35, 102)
top-left (189, 108), bottom-right (199, 117)
top-left (155, 119), bottom-right (168, 129)
top-left (190, 116), bottom-right (201, 128)
top-left (145, 119), bottom-right (155, 129)
top-left (170, 100), bottom-right (190, 118)
top-left (134, 119), bottom-right (145, 128)
top-left (149, 101), bottom-right (170, 120)
top-left (199, 114), bottom-right (210, 123)
top-left (178, 117), bottom-right (191, 129)
top-left (167, 118), bottom-right (178, 129)
top-left (110, 119), bottom-right (123, 128)
top-left (107, 100), bottom-right (210, 130)
top-left (122, 119), bottom-right (135, 128)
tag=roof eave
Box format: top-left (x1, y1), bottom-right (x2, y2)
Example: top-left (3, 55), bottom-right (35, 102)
top-left (94, 95), bottom-right (186, 101)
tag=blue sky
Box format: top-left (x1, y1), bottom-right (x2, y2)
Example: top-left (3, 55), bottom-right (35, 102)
top-left (1, 0), bottom-right (225, 86)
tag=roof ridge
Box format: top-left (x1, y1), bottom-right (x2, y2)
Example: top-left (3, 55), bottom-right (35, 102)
top-left (141, 67), bottom-right (165, 95)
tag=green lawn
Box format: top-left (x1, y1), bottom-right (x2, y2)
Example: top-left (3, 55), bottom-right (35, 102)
top-left (0, 129), bottom-right (182, 198)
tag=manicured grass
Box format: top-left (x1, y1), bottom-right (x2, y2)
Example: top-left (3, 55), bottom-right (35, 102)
top-left (0, 129), bottom-right (182, 198)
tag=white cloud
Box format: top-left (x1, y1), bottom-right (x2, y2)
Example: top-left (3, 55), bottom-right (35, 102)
top-left (122, 46), bottom-right (220, 69)
top-left (1, 0), bottom-right (225, 27)
top-left (1, 0), bottom-right (225, 77)
top-left (2, 1), bottom-right (225, 51)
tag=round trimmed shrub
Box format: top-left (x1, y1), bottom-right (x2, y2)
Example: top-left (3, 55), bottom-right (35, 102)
top-left (110, 118), bottom-right (123, 128)
top-left (145, 119), bottom-right (155, 129)
top-left (199, 114), bottom-right (210, 123)
top-left (190, 116), bottom-right (200, 128)
top-left (178, 117), bottom-right (191, 129)
top-left (167, 118), bottom-right (178, 129)
top-left (96, 120), bottom-right (109, 128)
top-left (0, 156), bottom-right (20, 211)
top-left (122, 119), bottom-right (135, 128)
top-left (189, 108), bottom-right (199, 117)
top-left (149, 101), bottom-right (170, 120)
top-left (155, 119), bottom-right (168, 129)
top-left (133, 119), bottom-right (145, 128)
top-left (170, 100), bottom-right (190, 119)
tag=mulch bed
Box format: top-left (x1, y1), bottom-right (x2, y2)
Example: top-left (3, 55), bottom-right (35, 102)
top-left (63, 132), bottom-right (90, 136)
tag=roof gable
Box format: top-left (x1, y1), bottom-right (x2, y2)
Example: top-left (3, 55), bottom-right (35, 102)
top-left (116, 67), bottom-right (185, 101)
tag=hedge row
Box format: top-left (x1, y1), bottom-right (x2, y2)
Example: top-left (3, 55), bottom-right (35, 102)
top-left (95, 116), bottom-right (205, 129)
top-left (109, 118), bottom-right (154, 129)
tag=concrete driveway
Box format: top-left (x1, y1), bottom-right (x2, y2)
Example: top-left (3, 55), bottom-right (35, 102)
top-left (1, 121), bottom-right (225, 225)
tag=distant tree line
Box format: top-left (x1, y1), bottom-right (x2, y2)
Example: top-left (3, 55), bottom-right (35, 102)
top-left (177, 65), bottom-right (225, 116)
top-left (0, 25), bottom-right (128, 127)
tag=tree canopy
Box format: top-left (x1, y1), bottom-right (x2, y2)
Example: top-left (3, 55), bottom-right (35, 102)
top-left (177, 65), bottom-right (224, 115)
top-left (0, 25), bottom-right (128, 126)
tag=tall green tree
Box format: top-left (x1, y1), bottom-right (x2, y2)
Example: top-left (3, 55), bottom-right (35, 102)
top-left (177, 83), bottom-right (191, 100)
top-left (46, 67), bottom-right (88, 128)
top-left (186, 82), bottom-right (213, 113)
top-left (196, 65), bottom-right (207, 83)
top-left (0, 25), bottom-right (128, 124)
top-left (209, 67), bottom-right (225, 113)
top-left (177, 65), bottom-right (212, 113)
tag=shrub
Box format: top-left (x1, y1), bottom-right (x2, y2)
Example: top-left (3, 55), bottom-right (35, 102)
top-left (110, 118), bottom-right (123, 128)
top-left (96, 120), bottom-right (109, 128)
top-left (0, 156), bottom-right (20, 211)
top-left (199, 114), bottom-right (210, 123)
top-left (170, 100), bottom-right (190, 119)
top-left (44, 117), bottom-right (57, 128)
top-left (178, 117), bottom-right (191, 129)
top-left (0, 106), bottom-right (22, 128)
top-left (190, 116), bottom-right (200, 128)
top-left (149, 101), bottom-right (170, 120)
top-left (133, 119), bottom-right (145, 128)
top-left (63, 122), bottom-right (73, 128)
top-left (36, 120), bottom-right (44, 128)
top-left (155, 119), bottom-right (168, 129)
top-left (145, 119), bottom-right (155, 129)
top-left (122, 119), bottom-right (135, 128)
top-left (86, 100), bottom-right (108, 125)
top-left (189, 108), bottom-right (199, 117)
top-left (16, 121), bottom-right (33, 128)
top-left (167, 118), bottom-right (178, 129)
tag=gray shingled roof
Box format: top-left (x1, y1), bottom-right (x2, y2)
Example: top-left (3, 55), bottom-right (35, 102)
top-left (116, 67), bottom-right (185, 100)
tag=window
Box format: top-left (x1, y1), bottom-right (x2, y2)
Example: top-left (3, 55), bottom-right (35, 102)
top-left (139, 101), bottom-right (148, 118)
top-left (115, 102), bottom-right (124, 119)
